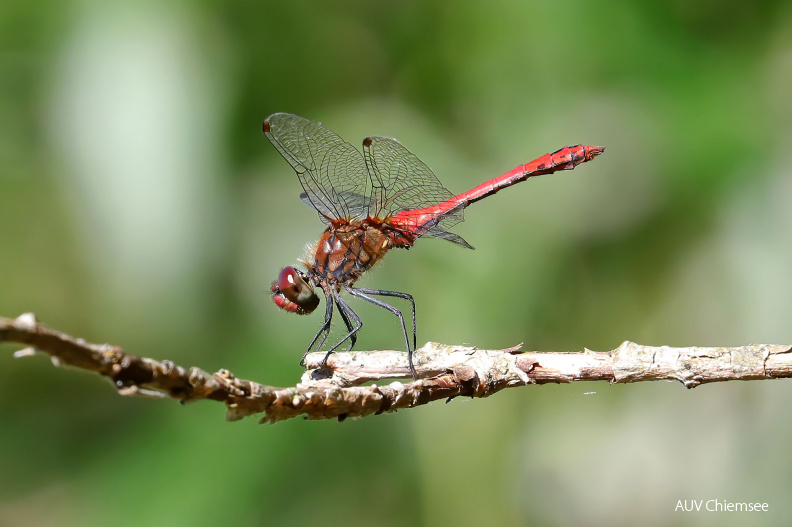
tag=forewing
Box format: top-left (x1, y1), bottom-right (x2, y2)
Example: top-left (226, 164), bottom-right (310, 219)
top-left (363, 136), bottom-right (466, 240)
top-left (264, 113), bottom-right (370, 220)
top-left (299, 191), bottom-right (373, 226)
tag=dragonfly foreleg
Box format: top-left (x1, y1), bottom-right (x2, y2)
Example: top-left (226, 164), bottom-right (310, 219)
top-left (302, 292), bottom-right (334, 366)
top-left (320, 291), bottom-right (362, 366)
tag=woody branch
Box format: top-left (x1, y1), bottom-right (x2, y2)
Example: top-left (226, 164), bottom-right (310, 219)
top-left (2, 313), bottom-right (791, 424)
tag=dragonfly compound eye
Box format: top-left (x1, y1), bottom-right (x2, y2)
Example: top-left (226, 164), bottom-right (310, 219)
top-left (271, 266), bottom-right (319, 315)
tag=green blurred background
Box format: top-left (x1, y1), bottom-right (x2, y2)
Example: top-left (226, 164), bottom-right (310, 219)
top-left (2, 0), bottom-right (792, 525)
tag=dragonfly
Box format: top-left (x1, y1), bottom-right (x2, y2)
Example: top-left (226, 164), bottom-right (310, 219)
top-left (264, 113), bottom-right (604, 377)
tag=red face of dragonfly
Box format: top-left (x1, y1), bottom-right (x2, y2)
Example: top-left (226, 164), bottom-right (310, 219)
top-left (263, 112), bottom-right (604, 376)
top-left (271, 266), bottom-right (319, 315)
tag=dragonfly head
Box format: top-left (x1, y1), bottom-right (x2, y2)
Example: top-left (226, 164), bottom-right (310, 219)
top-left (271, 266), bottom-right (319, 315)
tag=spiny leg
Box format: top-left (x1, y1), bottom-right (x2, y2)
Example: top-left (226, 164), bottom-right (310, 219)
top-left (321, 291), bottom-right (362, 366)
top-left (336, 298), bottom-right (357, 351)
top-left (346, 286), bottom-right (416, 379)
top-left (354, 287), bottom-right (416, 351)
top-left (302, 290), bottom-right (333, 366)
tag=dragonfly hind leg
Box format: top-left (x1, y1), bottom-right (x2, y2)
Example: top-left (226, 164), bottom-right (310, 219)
top-left (347, 286), bottom-right (417, 379)
top-left (353, 287), bottom-right (417, 354)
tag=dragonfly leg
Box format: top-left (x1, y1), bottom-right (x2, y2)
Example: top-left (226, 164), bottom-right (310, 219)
top-left (321, 292), bottom-right (362, 366)
top-left (353, 287), bottom-right (417, 353)
top-left (346, 286), bottom-right (417, 379)
top-left (335, 298), bottom-right (357, 351)
top-left (302, 293), bottom-right (333, 366)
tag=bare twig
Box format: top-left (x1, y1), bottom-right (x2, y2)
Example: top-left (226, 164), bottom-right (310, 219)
top-left (2, 313), bottom-right (791, 423)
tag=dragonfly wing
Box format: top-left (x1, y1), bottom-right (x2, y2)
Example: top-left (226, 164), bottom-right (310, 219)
top-left (406, 200), bottom-right (474, 249)
top-left (363, 136), bottom-right (466, 236)
top-left (424, 225), bottom-right (474, 249)
top-left (298, 193), bottom-right (330, 225)
top-left (264, 113), bottom-right (370, 220)
top-left (299, 191), bottom-right (373, 226)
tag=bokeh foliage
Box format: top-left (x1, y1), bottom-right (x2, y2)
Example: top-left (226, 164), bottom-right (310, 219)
top-left (2, 0), bottom-right (792, 525)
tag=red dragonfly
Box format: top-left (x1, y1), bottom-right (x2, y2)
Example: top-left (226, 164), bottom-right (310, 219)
top-left (264, 113), bottom-right (604, 377)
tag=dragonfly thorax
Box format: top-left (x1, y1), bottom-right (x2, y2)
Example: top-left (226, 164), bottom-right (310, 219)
top-left (310, 218), bottom-right (415, 286)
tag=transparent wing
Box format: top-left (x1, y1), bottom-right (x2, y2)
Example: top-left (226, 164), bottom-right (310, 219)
top-left (421, 224), bottom-right (474, 249)
top-left (264, 113), bottom-right (370, 220)
top-left (299, 192), bottom-right (374, 226)
top-left (363, 136), bottom-right (467, 244)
